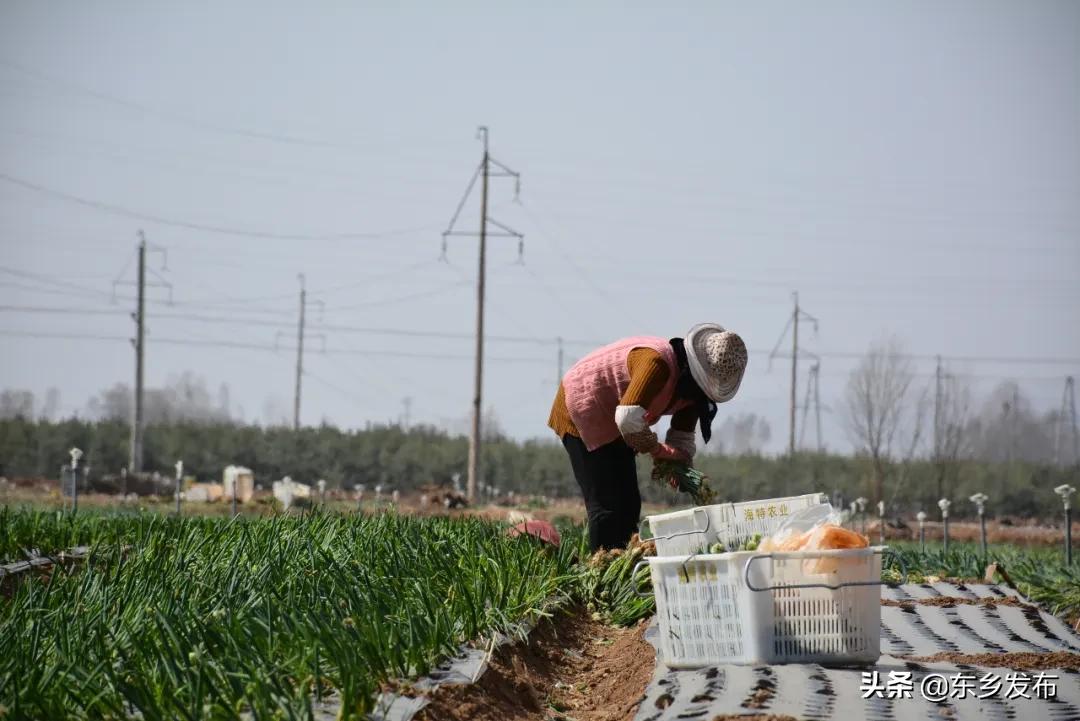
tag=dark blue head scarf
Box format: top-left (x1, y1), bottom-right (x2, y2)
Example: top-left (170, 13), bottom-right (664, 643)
top-left (669, 338), bottom-right (717, 443)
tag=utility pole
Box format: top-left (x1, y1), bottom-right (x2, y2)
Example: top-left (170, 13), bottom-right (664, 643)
top-left (768, 291), bottom-right (818, 458)
top-left (1011, 385), bottom-right (1020, 464)
top-left (798, 362), bottom-right (813, 451)
top-left (1002, 399), bottom-right (1012, 464)
top-left (813, 362), bottom-right (823, 454)
top-left (797, 362), bottom-right (823, 453)
top-left (470, 131), bottom-right (489, 507)
top-left (114, 231), bottom-right (169, 475)
top-left (1068, 376), bottom-right (1078, 469)
top-left (441, 127), bottom-right (522, 502)
top-left (294, 274), bottom-right (306, 431)
top-left (113, 234), bottom-right (168, 474)
top-left (403, 397), bottom-right (412, 428)
top-left (557, 336), bottom-right (565, 382)
top-left (274, 278), bottom-right (322, 429)
top-left (131, 235), bottom-right (146, 473)
top-left (1055, 377), bottom-right (1078, 468)
top-left (934, 355), bottom-right (943, 465)
top-left (790, 293), bottom-right (798, 455)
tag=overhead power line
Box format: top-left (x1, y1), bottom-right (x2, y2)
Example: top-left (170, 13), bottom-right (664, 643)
top-left (767, 350), bottom-right (1080, 366)
top-left (0, 264), bottom-right (114, 299)
top-left (321, 280), bottom-right (471, 311)
top-left (2, 304), bottom-right (1079, 368)
top-left (0, 280), bottom-right (114, 301)
top-left (0, 304), bottom-right (553, 344)
top-left (0, 55), bottom-right (403, 154)
top-left (0, 329), bottom-right (130, 342)
top-left (0, 304), bottom-right (124, 317)
top-left (0, 171), bottom-right (440, 240)
top-left (0, 329), bottom-right (551, 363)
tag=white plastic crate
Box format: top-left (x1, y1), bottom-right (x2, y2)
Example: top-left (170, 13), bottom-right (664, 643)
top-left (646, 493), bottom-right (827, 556)
top-left (640, 546), bottom-right (884, 667)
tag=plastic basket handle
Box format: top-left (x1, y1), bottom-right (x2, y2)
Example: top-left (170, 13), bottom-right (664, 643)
top-left (631, 560), bottom-right (652, 598)
top-left (742, 548), bottom-right (908, 593)
top-left (644, 507), bottom-right (711, 543)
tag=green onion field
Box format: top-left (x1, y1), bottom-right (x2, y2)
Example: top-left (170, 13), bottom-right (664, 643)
top-left (1, 510), bottom-right (581, 720)
top-left (2, 508), bottom-right (1079, 720)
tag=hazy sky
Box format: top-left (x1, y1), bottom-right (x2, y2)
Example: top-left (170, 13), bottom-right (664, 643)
top-left (1, 1), bottom-right (1078, 454)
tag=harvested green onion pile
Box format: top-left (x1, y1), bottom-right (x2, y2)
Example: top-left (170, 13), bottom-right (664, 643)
top-left (649, 459), bottom-right (716, 504)
top-left (576, 534), bottom-right (656, 626)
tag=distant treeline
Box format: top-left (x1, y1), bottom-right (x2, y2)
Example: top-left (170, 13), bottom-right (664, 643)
top-left (1, 417), bottom-right (1076, 518)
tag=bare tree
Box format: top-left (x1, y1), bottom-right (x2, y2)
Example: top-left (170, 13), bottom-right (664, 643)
top-left (262, 395), bottom-right (291, 427)
top-left (482, 405), bottom-right (507, 442)
top-left (712, 413), bottom-right (772, 455)
top-left (891, 383), bottom-right (930, 507)
top-left (87, 375), bottom-right (231, 425)
top-left (440, 405), bottom-right (506, 441)
top-left (842, 338), bottom-right (916, 505)
top-left (86, 383), bottom-right (130, 421)
top-left (0, 389), bottom-right (35, 419)
top-left (933, 371), bottom-right (972, 499)
top-left (40, 387), bottom-right (61, 421)
top-left (966, 382), bottom-right (1057, 464)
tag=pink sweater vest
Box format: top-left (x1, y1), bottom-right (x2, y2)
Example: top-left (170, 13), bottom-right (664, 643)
top-left (562, 336), bottom-right (686, 451)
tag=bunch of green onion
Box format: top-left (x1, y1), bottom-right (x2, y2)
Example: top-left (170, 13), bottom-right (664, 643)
top-left (649, 459), bottom-right (716, 505)
top-left (576, 535), bottom-right (655, 626)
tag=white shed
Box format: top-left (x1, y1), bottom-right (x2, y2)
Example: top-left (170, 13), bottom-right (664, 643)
top-left (222, 465), bottom-right (255, 503)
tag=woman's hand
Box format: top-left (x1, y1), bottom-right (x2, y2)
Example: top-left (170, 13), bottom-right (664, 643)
top-left (664, 429), bottom-right (696, 461)
top-left (652, 443), bottom-right (691, 463)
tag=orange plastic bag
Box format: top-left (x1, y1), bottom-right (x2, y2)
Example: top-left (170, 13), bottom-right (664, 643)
top-left (760, 524), bottom-right (868, 552)
top-left (759, 504), bottom-right (869, 574)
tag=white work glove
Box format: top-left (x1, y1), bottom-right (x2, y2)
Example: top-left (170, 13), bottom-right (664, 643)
top-left (615, 405), bottom-right (660, 454)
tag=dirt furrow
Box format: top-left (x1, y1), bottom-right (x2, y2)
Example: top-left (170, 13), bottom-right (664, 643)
top-left (414, 607), bottom-right (655, 721)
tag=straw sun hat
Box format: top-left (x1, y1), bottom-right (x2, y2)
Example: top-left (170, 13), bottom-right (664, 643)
top-left (684, 323), bottom-right (748, 403)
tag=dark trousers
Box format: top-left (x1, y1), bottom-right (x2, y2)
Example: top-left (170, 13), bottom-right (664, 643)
top-left (561, 434), bottom-right (641, 552)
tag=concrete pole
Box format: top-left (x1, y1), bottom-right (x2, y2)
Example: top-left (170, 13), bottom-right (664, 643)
top-left (877, 500), bottom-right (885, 546)
top-left (174, 460), bottom-right (183, 516)
top-left (68, 447), bottom-right (82, 513)
top-left (789, 293), bottom-right (799, 456)
top-left (294, 276), bottom-right (306, 431)
top-left (1056, 485), bottom-right (1075, 565)
top-left (938, 499), bottom-right (951, 554)
top-left (130, 235), bottom-right (146, 473)
top-left (970, 493), bottom-right (989, 557)
top-left (916, 511), bottom-right (927, 552)
top-left (467, 128), bottom-right (490, 503)
top-left (1069, 507), bottom-right (1074, 566)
